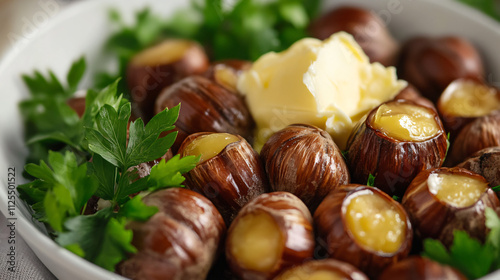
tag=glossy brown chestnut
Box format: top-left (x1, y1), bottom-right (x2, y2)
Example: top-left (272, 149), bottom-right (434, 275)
top-left (127, 39), bottom-right (209, 121)
top-left (393, 85), bottom-right (436, 112)
top-left (308, 6), bottom-right (398, 66)
top-left (437, 78), bottom-right (500, 138)
top-left (346, 100), bottom-right (448, 197)
top-left (398, 36), bottom-right (484, 102)
top-left (226, 192), bottom-right (314, 280)
top-left (155, 76), bottom-right (255, 153)
top-left (179, 132), bottom-right (268, 224)
top-left (402, 167), bottom-right (500, 247)
top-left (458, 147), bottom-right (500, 190)
top-left (260, 124), bottom-right (350, 210)
top-left (203, 60), bottom-right (252, 93)
top-left (274, 259), bottom-right (368, 280)
top-left (378, 256), bottom-right (466, 280)
top-left (446, 110), bottom-right (500, 166)
top-left (67, 96), bottom-right (86, 118)
top-left (118, 188), bottom-right (226, 280)
top-left (314, 185), bottom-right (413, 278)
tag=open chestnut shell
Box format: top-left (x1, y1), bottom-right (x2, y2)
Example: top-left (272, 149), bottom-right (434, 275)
top-left (155, 76), bottom-right (255, 153)
top-left (398, 36), bottom-right (484, 102)
top-left (203, 59), bottom-right (252, 93)
top-left (308, 6), bottom-right (399, 66)
top-left (378, 256), bottom-right (466, 280)
top-left (226, 192), bottom-right (314, 280)
top-left (118, 188), bottom-right (226, 280)
top-left (437, 78), bottom-right (500, 138)
top-left (402, 167), bottom-right (500, 247)
top-left (314, 184), bottom-right (413, 278)
top-left (446, 111), bottom-right (500, 166)
top-left (179, 132), bottom-right (268, 224)
top-left (260, 124), bottom-right (350, 210)
top-left (274, 259), bottom-right (368, 280)
top-left (458, 147), bottom-right (500, 191)
top-left (346, 99), bottom-right (448, 197)
top-left (393, 85), bottom-right (436, 112)
top-left (127, 39), bottom-right (209, 121)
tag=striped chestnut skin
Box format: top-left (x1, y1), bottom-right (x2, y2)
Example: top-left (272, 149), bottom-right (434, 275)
top-left (346, 99), bottom-right (448, 197)
top-left (378, 256), bottom-right (466, 280)
top-left (392, 85), bottom-right (436, 112)
top-left (458, 147), bottom-right (500, 192)
top-left (118, 188), bottom-right (226, 280)
top-left (155, 76), bottom-right (255, 153)
top-left (274, 259), bottom-right (368, 280)
top-left (446, 111), bottom-right (500, 166)
top-left (179, 132), bottom-right (268, 224)
top-left (402, 167), bottom-right (500, 247)
top-left (260, 124), bottom-right (350, 210)
top-left (314, 184), bottom-right (413, 278)
top-left (226, 192), bottom-right (315, 280)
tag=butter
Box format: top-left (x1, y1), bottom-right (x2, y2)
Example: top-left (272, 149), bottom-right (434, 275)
top-left (237, 32), bottom-right (406, 150)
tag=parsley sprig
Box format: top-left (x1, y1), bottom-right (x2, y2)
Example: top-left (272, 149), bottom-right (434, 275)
top-left (423, 208), bottom-right (500, 279)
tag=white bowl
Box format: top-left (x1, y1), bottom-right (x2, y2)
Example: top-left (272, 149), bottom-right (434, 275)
top-left (0, 0), bottom-right (499, 279)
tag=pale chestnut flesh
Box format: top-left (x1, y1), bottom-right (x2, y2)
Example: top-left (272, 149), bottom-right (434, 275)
top-left (427, 173), bottom-right (488, 208)
top-left (182, 133), bottom-right (240, 163)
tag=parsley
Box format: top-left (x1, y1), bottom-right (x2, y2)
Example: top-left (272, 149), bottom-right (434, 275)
top-left (492, 185), bottom-right (500, 192)
top-left (422, 208), bottom-right (500, 279)
top-left (458, 0), bottom-right (500, 21)
top-left (367, 174), bottom-right (376, 187)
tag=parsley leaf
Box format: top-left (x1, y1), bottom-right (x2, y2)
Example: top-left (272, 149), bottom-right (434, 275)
top-left (148, 155), bottom-right (200, 191)
top-left (367, 174), bottom-right (376, 187)
top-left (423, 208), bottom-right (500, 279)
top-left (458, 0), bottom-right (500, 21)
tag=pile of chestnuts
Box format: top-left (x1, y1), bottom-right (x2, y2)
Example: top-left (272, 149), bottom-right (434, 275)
top-left (67, 4), bottom-right (500, 280)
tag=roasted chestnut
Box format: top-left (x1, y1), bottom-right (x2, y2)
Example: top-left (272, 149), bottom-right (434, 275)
top-left (118, 188), bottom-right (226, 280)
top-left (314, 184), bottom-right (413, 278)
top-left (446, 111), bottom-right (500, 166)
top-left (127, 39), bottom-right (209, 121)
top-left (437, 78), bottom-right (500, 138)
top-left (155, 76), bottom-right (255, 153)
top-left (378, 256), bottom-right (466, 280)
top-left (260, 124), bottom-right (350, 210)
top-left (274, 259), bottom-right (368, 280)
top-left (398, 36), bottom-right (484, 102)
top-left (346, 99), bottom-right (448, 197)
top-left (179, 132), bottom-right (268, 224)
top-left (393, 85), bottom-right (436, 112)
top-left (67, 96), bottom-right (86, 118)
top-left (402, 167), bottom-right (500, 247)
top-left (308, 6), bottom-right (398, 66)
top-left (203, 60), bottom-right (252, 93)
top-left (458, 147), bottom-right (500, 190)
top-left (226, 192), bottom-right (314, 280)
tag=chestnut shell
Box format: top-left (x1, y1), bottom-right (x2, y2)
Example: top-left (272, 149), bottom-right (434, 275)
top-left (274, 259), bottom-right (369, 280)
top-left (378, 256), bottom-right (466, 280)
top-left (179, 132), bottom-right (268, 224)
top-left (398, 36), bottom-right (484, 102)
top-left (118, 188), bottom-right (226, 280)
top-left (402, 167), bottom-right (500, 246)
top-left (155, 76), bottom-right (255, 153)
top-left (346, 100), bottom-right (448, 197)
top-left (226, 192), bottom-right (314, 280)
top-left (458, 146), bottom-right (500, 190)
top-left (260, 124), bottom-right (350, 210)
top-left (314, 184), bottom-right (413, 278)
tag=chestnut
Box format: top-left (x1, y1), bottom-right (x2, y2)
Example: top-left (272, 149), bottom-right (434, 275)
top-left (118, 188), bottom-right (226, 280)
top-left (314, 184), bottom-right (413, 278)
top-left (260, 124), bottom-right (350, 210)
top-left (308, 6), bottom-right (398, 66)
top-left (402, 167), bottom-right (500, 247)
top-left (127, 39), bottom-right (209, 121)
top-left (179, 132), bottom-right (268, 224)
top-left (274, 259), bottom-right (368, 280)
top-left (398, 36), bottom-right (485, 102)
top-left (346, 99), bottom-right (448, 197)
top-left (67, 96), bottom-right (86, 118)
top-left (155, 76), bottom-right (255, 153)
top-left (446, 110), bottom-right (500, 166)
top-left (203, 60), bottom-right (252, 93)
top-left (458, 147), bottom-right (500, 190)
top-left (437, 78), bottom-right (500, 138)
top-left (393, 84), bottom-right (436, 112)
top-left (226, 192), bottom-right (314, 280)
top-left (378, 256), bottom-right (466, 280)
